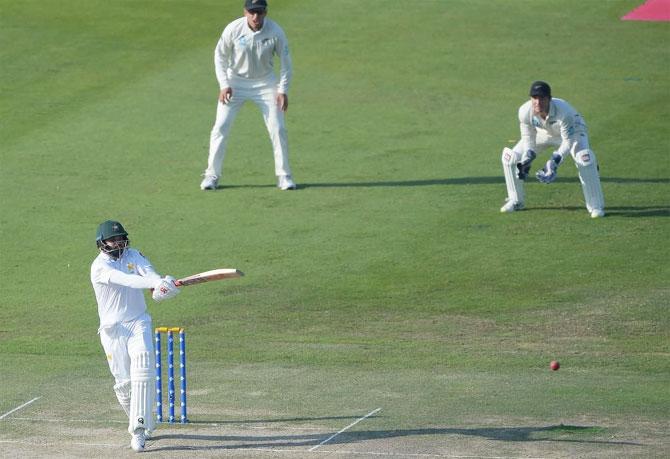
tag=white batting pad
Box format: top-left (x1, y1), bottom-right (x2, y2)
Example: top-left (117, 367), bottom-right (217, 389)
top-left (501, 147), bottom-right (525, 205)
top-left (113, 380), bottom-right (131, 416)
top-left (128, 351), bottom-right (156, 434)
top-left (573, 149), bottom-right (605, 212)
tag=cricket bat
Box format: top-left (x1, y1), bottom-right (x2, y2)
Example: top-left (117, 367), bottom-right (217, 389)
top-left (174, 268), bottom-right (244, 287)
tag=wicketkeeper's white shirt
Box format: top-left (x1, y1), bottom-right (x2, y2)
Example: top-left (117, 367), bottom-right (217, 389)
top-left (90, 248), bottom-right (161, 331)
top-left (214, 17), bottom-right (292, 93)
top-left (518, 98), bottom-right (588, 160)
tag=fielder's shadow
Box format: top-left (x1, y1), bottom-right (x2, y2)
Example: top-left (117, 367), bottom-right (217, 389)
top-left (214, 176), bottom-right (668, 189)
top-left (299, 176), bottom-right (670, 188)
top-left (147, 423), bottom-right (641, 452)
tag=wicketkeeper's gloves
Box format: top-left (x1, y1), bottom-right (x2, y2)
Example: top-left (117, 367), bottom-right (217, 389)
top-left (516, 150), bottom-right (536, 180)
top-left (536, 153), bottom-right (563, 184)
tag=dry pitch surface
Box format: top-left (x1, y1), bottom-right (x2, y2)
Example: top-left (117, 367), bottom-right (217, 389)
top-left (1, 401), bottom-right (667, 458)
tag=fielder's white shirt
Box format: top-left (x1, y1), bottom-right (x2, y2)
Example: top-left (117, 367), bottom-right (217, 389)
top-left (518, 98), bottom-right (588, 160)
top-left (90, 248), bottom-right (161, 331)
top-left (214, 17), bottom-right (292, 93)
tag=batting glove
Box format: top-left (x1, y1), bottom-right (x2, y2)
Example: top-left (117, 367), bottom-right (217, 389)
top-left (152, 276), bottom-right (180, 302)
top-left (536, 153), bottom-right (562, 184)
top-left (516, 150), bottom-right (536, 180)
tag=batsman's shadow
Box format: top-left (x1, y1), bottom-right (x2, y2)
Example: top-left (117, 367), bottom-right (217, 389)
top-left (148, 423), bottom-right (642, 452)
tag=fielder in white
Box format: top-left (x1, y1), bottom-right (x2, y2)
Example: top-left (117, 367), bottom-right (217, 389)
top-left (200, 0), bottom-right (296, 191)
top-left (90, 220), bottom-right (180, 452)
top-left (501, 81), bottom-right (605, 218)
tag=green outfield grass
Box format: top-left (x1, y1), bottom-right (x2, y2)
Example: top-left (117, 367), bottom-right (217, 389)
top-left (1, 0), bottom-right (669, 457)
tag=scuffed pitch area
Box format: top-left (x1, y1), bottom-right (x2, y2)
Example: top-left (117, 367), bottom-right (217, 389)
top-left (1, 415), bottom-right (667, 458)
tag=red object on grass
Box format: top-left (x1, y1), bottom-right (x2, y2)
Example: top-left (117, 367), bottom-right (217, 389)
top-left (622, 0), bottom-right (670, 21)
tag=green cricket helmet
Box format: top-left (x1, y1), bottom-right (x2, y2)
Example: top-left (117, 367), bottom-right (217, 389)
top-left (96, 220), bottom-right (129, 259)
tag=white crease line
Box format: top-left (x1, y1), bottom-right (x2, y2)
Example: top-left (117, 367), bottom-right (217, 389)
top-left (0, 440), bottom-right (123, 449)
top-left (7, 417), bottom-right (322, 429)
top-left (309, 407), bottom-right (382, 451)
top-left (9, 417), bottom-right (127, 424)
top-left (0, 397), bottom-right (41, 420)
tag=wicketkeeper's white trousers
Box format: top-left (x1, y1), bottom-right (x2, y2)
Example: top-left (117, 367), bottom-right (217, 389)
top-left (205, 83), bottom-right (292, 179)
top-left (502, 131), bottom-right (604, 213)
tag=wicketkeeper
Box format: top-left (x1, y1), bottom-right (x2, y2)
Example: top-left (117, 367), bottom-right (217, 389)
top-left (90, 220), bottom-right (180, 452)
top-left (500, 81), bottom-right (605, 218)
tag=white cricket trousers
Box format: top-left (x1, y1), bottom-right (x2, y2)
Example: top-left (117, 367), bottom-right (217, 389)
top-left (502, 130), bottom-right (604, 213)
top-left (99, 313), bottom-right (155, 434)
top-left (205, 83), bottom-right (292, 179)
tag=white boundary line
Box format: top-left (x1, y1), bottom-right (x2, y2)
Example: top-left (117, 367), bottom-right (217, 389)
top-left (309, 407), bottom-right (382, 451)
top-left (0, 397), bottom-right (41, 420)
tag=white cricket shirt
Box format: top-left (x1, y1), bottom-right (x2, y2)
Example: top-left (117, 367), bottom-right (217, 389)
top-left (90, 248), bottom-right (161, 331)
top-left (214, 16), bottom-right (292, 93)
top-left (518, 98), bottom-right (588, 159)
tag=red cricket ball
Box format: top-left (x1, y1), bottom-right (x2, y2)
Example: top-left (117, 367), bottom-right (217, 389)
top-left (550, 360), bottom-right (560, 371)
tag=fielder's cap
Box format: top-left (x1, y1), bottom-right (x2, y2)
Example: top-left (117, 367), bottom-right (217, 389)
top-left (245, 0), bottom-right (267, 11)
top-left (96, 220), bottom-right (128, 243)
top-left (529, 81), bottom-right (551, 98)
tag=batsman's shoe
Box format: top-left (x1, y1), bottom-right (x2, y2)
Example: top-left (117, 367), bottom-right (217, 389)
top-left (277, 175), bottom-right (297, 190)
top-left (590, 209), bottom-right (605, 218)
top-left (130, 428), bottom-right (146, 452)
top-left (200, 174), bottom-right (219, 191)
top-left (500, 200), bottom-right (524, 213)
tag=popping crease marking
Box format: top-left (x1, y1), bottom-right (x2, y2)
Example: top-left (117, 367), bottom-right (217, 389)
top-left (0, 397), bottom-right (41, 420)
top-left (309, 407), bottom-right (382, 451)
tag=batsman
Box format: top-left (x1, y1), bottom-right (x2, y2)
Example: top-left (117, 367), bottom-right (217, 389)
top-left (90, 220), bottom-right (180, 452)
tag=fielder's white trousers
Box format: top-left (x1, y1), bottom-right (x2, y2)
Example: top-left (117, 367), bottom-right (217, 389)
top-left (205, 82), bottom-right (292, 179)
top-left (99, 312), bottom-right (155, 434)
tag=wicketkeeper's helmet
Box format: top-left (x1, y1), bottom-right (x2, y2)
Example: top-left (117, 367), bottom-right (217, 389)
top-left (529, 81), bottom-right (551, 98)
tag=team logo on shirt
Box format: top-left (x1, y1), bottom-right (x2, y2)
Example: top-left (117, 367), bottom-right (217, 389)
top-left (532, 117), bottom-right (542, 128)
top-left (238, 36), bottom-right (249, 47)
top-left (127, 263), bottom-right (135, 273)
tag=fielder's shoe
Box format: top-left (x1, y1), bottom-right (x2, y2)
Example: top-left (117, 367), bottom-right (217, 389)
top-left (500, 200), bottom-right (524, 213)
top-left (277, 175), bottom-right (297, 190)
top-left (590, 209), bottom-right (605, 218)
top-left (200, 174), bottom-right (219, 191)
top-left (130, 428), bottom-right (146, 452)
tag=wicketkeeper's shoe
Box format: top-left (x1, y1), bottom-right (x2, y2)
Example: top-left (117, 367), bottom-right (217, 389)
top-left (130, 428), bottom-right (146, 452)
top-left (277, 175), bottom-right (297, 190)
top-left (200, 174), bottom-right (219, 191)
top-left (590, 209), bottom-right (605, 218)
top-left (500, 200), bottom-right (524, 213)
